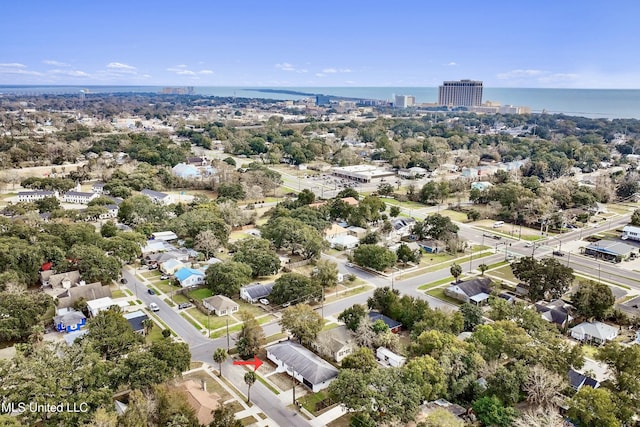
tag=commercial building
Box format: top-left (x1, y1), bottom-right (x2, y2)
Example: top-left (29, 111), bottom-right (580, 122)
top-left (583, 239), bottom-right (637, 263)
top-left (331, 165), bottom-right (395, 183)
top-left (394, 95), bottom-right (415, 108)
top-left (438, 79), bottom-right (483, 107)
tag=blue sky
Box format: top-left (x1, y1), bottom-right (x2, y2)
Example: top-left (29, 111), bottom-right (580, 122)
top-left (1, 0), bottom-right (639, 88)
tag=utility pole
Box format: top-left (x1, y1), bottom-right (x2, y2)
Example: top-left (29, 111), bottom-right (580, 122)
top-left (226, 317), bottom-right (230, 351)
top-left (468, 245), bottom-right (474, 273)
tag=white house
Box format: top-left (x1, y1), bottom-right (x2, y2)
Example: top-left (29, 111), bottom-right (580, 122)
top-left (266, 341), bottom-right (339, 392)
top-left (313, 325), bottom-right (357, 363)
top-left (202, 295), bottom-right (239, 316)
top-left (99, 204), bottom-right (119, 219)
top-left (63, 191), bottom-right (99, 204)
top-left (141, 189), bottom-right (173, 205)
top-left (160, 259), bottom-right (186, 275)
top-left (570, 321), bottom-right (619, 345)
top-left (172, 163), bottom-right (201, 179)
top-left (174, 267), bottom-right (205, 288)
top-left (376, 346), bottom-right (406, 368)
top-left (91, 182), bottom-right (106, 194)
top-left (86, 297), bottom-right (127, 317)
top-left (328, 234), bottom-right (359, 250)
top-left (151, 231), bottom-right (179, 241)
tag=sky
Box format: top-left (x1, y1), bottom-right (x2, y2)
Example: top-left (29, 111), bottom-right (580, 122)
top-left (1, 0), bottom-right (639, 88)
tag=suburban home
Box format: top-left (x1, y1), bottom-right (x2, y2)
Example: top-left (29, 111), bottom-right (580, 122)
top-left (346, 226), bottom-right (368, 239)
top-left (570, 321), bottom-right (619, 345)
top-left (416, 399), bottom-right (467, 423)
top-left (470, 181), bottom-right (493, 191)
top-left (141, 189), bottom-right (173, 205)
top-left (98, 204), bottom-right (119, 219)
top-left (444, 277), bottom-right (493, 305)
top-left (178, 379), bottom-right (220, 425)
top-left (240, 283), bottom-right (275, 304)
top-left (313, 325), bottom-right (357, 363)
top-left (328, 234), bottom-right (359, 250)
top-left (140, 240), bottom-right (173, 255)
top-left (568, 368), bottom-right (600, 391)
top-left (123, 310), bottom-right (149, 334)
top-left (62, 191), bottom-right (99, 204)
top-left (151, 231), bottom-right (179, 241)
top-left (160, 258), bottom-right (186, 275)
top-left (202, 295), bottom-right (239, 316)
top-left (376, 346), bottom-right (406, 367)
top-left (40, 270), bottom-right (81, 288)
top-left (535, 299), bottom-right (574, 328)
top-left (417, 239), bottom-right (446, 254)
top-left (86, 297), bottom-right (127, 317)
top-left (55, 281), bottom-right (113, 309)
top-left (17, 190), bottom-right (58, 202)
top-left (324, 223), bottom-right (349, 241)
top-left (174, 268), bottom-right (206, 288)
top-left (389, 217), bottom-right (416, 239)
top-left (266, 341), bottom-right (339, 392)
top-left (53, 308), bottom-right (86, 333)
top-left (186, 156), bottom-right (208, 167)
top-left (368, 312), bottom-right (402, 333)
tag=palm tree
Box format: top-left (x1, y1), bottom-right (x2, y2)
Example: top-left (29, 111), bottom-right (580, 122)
top-left (244, 372), bottom-right (256, 403)
top-left (212, 348), bottom-right (228, 377)
top-left (142, 318), bottom-right (154, 336)
top-left (450, 262), bottom-right (462, 283)
top-left (479, 263), bottom-right (488, 276)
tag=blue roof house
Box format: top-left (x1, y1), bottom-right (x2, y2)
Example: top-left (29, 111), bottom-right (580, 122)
top-left (175, 267), bottom-right (205, 288)
top-left (172, 163), bottom-right (201, 179)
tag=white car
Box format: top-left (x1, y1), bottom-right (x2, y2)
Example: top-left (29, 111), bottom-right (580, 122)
top-left (346, 262), bottom-right (354, 267)
top-left (524, 242), bottom-right (533, 248)
top-left (149, 303), bottom-right (159, 312)
top-left (259, 298), bottom-right (269, 305)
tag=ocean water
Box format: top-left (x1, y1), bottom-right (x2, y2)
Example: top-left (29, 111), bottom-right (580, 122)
top-left (1, 85), bottom-right (639, 119)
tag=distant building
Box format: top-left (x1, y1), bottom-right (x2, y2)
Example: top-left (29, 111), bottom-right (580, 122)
top-left (172, 163), bottom-right (201, 179)
top-left (62, 191), bottom-right (99, 204)
top-left (376, 346), bottom-right (406, 367)
top-left (438, 79), bottom-right (483, 107)
top-left (91, 182), bottom-right (106, 194)
top-left (622, 225), bottom-right (640, 242)
top-left (394, 95), bottom-right (415, 108)
top-left (141, 189), bottom-right (173, 205)
top-left (17, 190), bottom-right (58, 202)
top-left (583, 239), bottom-right (637, 263)
top-left (240, 282), bottom-right (275, 303)
top-left (331, 165), bottom-right (395, 183)
top-left (570, 321), bottom-right (619, 345)
top-left (202, 295), bottom-right (239, 317)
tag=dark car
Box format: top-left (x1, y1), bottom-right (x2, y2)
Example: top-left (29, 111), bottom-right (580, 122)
top-left (148, 288), bottom-right (156, 295)
top-left (178, 302), bottom-right (192, 309)
top-left (120, 278), bottom-right (128, 284)
top-left (552, 250), bottom-right (565, 257)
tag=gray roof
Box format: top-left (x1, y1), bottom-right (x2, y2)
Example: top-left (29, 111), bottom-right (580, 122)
top-left (141, 189), bottom-right (169, 199)
top-left (571, 321), bottom-right (619, 341)
top-left (64, 191), bottom-right (95, 197)
top-left (53, 311), bottom-right (86, 327)
top-left (267, 341), bottom-right (338, 385)
top-left (317, 325), bottom-right (354, 353)
top-left (203, 295), bottom-right (238, 312)
top-left (456, 277), bottom-right (492, 297)
top-left (123, 310), bottom-right (149, 332)
top-left (586, 240), bottom-right (636, 256)
top-left (18, 190), bottom-right (56, 196)
top-left (242, 283), bottom-right (274, 300)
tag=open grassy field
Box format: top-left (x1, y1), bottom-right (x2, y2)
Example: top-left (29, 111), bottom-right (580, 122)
top-left (426, 288), bottom-right (462, 306)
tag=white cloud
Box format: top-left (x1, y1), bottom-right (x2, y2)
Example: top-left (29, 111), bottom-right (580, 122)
top-left (276, 62), bottom-right (295, 71)
top-left (107, 62), bottom-right (137, 70)
top-left (43, 60), bottom-right (69, 67)
top-left (0, 63), bottom-right (26, 68)
top-left (322, 67), bottom-right (351, 74)
top-left (497, 69), bottom-right (545, 80)
top-left (0, 63), bottom-right (43, 76)
top-left (198, 70), bottom-right (213, 75)
top-left (49, 69), bottom-right (90, 77)
top-left (315, 73), bottom-right (325, 77)
top-left (446, 62), bottom-right (457, 66)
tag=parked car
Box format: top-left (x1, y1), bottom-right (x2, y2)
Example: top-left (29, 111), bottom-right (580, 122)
top-left (120, 278), bottom-right (128, 284)
top-left (178, 302), bottom-right (192, 309)
top-left (160, 275), bottom-right (170, 280)
top-left (259, 298), bottom-right (270, 305)
top-left (346, 262), bottom-right (355, 267)
top-left (148, 265), bottom-right (158, 270)
top-left (552, 250), bottom-right (565, 257)
top-left (148, 288), bottom-right (156, 295)
top-left (149, 303), bottom-right (159, 312)
top-left (524, 242), bottom-right (533, 248)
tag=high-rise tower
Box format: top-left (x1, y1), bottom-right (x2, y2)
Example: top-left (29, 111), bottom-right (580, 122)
top-left (438, 80), bottom-right (483, 107)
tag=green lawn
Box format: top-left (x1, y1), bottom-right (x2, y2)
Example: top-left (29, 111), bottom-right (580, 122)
top-left (254, 372), bottom-right (280, 395)
top-left (299, 390), bottom-right (332, 414)
top-left (210, 323), bottom-right (243, 339)
top-left (418, 276), bottom-right (454, 290)
top-left (155, 281), bottom-right (178, 294)
top-left (238, 301), bottom-right (267, 317)
top-left (257, 315), bottom-right (276, 325)
top-left (180, 313), bottom-right (203, 331)
top-left (142, 271), bottom-right (161, 279)
top-left (486, 265), bottom-right (518, 283)
top-left (189, 288), bottom-right (213, 301)
top-left (145, 326), bottom-right (165, 344)
top-left (186, 308), bottom-right (232, 330)
top-left (426, 288), bottom-right (462, 306)
top-left (440, 209), bottom-right (469, 222)
top-left (172, 293), bottom-right (190, 304)
top-left (112, 290), bottom-right (127, 298)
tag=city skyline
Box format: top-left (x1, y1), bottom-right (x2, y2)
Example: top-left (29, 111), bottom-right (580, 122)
top-left (1, 1), bottom-right (639, 88)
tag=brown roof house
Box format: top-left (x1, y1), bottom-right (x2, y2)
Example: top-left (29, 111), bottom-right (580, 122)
top-left (177, 380), bottom-right (221, 425)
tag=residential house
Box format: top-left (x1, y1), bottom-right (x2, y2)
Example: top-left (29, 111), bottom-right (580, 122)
top-left (240, 282), bottom-right (275, 303)
top-left (151, 231), bottom-right (179, 241)
top-left (175, 268), bottom-right (205, 288)
top-left (91, 182), bottom-right (106, 194)
top-left (62, 191), bottom-right (99, 204)
top-left (40, 270), bottom-right (81, 288)
top-left (146, 251), bottom-right (190, 265)
top-left (141, 189), bottom-right (173, 205)
top-left (416, 399), bottom-right (467, 424)
top-left (417, 239), bottom-right (446, 253)
top-left (17, 190), bottom-right (58, 202)
top-left (444, 277), bottom-right (493, 305)
top-left (622, 225), bottom-right (640, 242)
top-left (86, 297), bottom-right (127, 317)
top-left (160, 259), bottom-right (186, 275)
top-left (178, 379), bottom-right (220, 425)
top-left (570, 321), bottom-right (619, 345)
top-left (266, 341), bottom-right (339, 392)
top-left (202, 295), bottom-right (239, 316)
top-left (368, 312), bottom-right (402, 333)
top-left (314, 325), bottom-right (357, 363)
top-left (376, 346), bottom-right (406, 367)
top-left (99, 204), bottom-right (119, 219)
top-left (328, 234), bottom-right (359, 250)
top-left (186, 157), bottom-right (208, 167)
top-left (535, 299), bottom-right (574, 328)
top-left (324, 223), bottom-right (349, 241)
top-left (470, 181), bottom-right (493, 191)
top-left (568, 369), bottom-right (600, 391)
top-left (140, 240), bottom-right (173, 255)
top-left (389, 217), bottom-right (416, 239)
top-left (55, 281), bottom-right (113, 309)
top-left (346, 226), bottom-right (368, 239)
top-left (53, 308), bottom-right (86, 333)
top-left (123, 310), bottom-right (149, 334)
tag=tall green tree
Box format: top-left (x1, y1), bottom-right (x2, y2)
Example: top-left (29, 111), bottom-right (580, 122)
top-left (280, 304), bottom-right (324, 346)
top-left (236, 311), bottom-right (265, 360)
top-left (205, 261), bottom-right (252, 298)
top-left (212, 348), bottom-right (228, 377)
top-left (511, 257), bottom-right (574, 301)
top-left (472, 396), bottom-right (518, 427)
top-left (573, 281), bottom-right (615, 320)
top-left (353, 244), bottom-right (397, 271)
top-left (86, 306), bottom-right (142, 360)
top-left (311, 259), bottom-right (339, 288)
top-left (450, 262), bottom-right (462, 283)
top-left (568, 387), bottom-right (621, 427)
top-left (232, 238), bottom-right (281, 277)
top-left (270, 273), bottom-right (322, 305)
top-left (244, 371), bottom-right (256, 403)
top-left (338, 304), bottom-right (367, 332)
